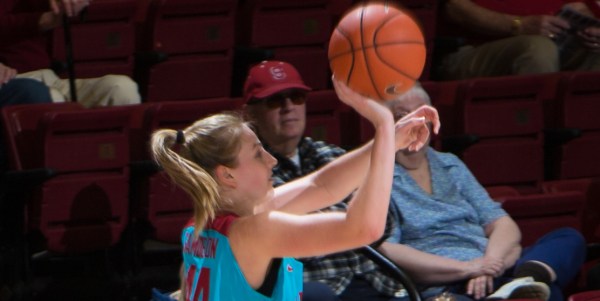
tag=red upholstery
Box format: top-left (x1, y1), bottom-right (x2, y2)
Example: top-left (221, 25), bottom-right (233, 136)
top-left (441, 75), bottom-right (551, 187)
top-left (487, 186), bottom-right (585, 247)
top-left (569, 290), bottom-right (600, 301)
top-left (138, 0), bottom-right (236, 101)
top-left (236, 0), bottom-right (332, 90)
top-left (543, 178), bottom-right (600, 243)
top-left (51, 0), bottom-right (138, 77)
top-left (545, 71), bottom-right (600, 179)
top-left (305, 89), bottom-right (349, 146)
top-left (1, 104), bottom-right (131, 253)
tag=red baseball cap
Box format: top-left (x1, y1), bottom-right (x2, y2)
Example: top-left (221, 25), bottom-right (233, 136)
top-left (243, 60), bottom-right (311, 103)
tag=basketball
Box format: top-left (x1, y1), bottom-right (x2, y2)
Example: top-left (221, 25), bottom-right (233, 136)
top-left (328, 2), bottom-right (426, 101)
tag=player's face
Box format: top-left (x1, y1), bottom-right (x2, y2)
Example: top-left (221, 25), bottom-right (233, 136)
top-left (230, 125), bottom-right (278, 204)
top-left (248, 89), bottom-right (307, 146)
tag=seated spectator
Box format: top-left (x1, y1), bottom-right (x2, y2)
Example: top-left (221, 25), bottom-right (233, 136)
top-left (379, 82), bottom-right (587, 301)
top-left (243, 60), bottom-right (440, 300)
top-left (438, 0), bottom-right (600, 80)
top-left (0, 62), bottom-right (52, 173)
top-left (0, 0), bottom-right (141, 107)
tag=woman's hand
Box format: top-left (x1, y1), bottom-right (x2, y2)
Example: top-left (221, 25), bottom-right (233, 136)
top-left (466, 275), bottom-right (495, 300)
top-left (394, 105), bottom-right (439, 151)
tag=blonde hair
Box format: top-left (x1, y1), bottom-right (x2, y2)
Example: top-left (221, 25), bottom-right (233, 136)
top-left (150, 113), bottom-right (245, 232)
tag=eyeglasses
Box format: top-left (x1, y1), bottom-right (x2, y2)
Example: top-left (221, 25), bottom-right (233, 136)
top-left (250, 90), bottom-right (307, 109)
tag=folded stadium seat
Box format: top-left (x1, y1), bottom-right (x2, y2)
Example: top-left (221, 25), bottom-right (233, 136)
top-left (51, 0), bottom-right (138, 78)
top-left (235, 0), bottom-right (332, 90)
top-left (569, 290), bottom-right (600, 301)
top-left (543, 178), bottom-right (600, 243)
top-left (544, 71), bottom-right (600, 180)
top-left (305, 89), bottom-right (352, 147)
top-left (130, 98), bottom-right (243, 250)
top-left (136, 0), bottom-right (237, 101)
top-left (487, 186), bottom-right (585, 247)
top-left (1, 103), bottom-right (132, 284)
top-left (438, 74), bottom-right (554, 188)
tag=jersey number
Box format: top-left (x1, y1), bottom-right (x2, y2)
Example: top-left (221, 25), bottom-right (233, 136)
top-left (185, 266), bottom-right (210, 301)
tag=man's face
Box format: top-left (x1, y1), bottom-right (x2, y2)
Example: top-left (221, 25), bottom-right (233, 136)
top-left (247, 89), bottom-right (307, 146)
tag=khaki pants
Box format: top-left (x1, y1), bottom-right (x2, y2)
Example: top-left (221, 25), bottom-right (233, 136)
top-left (440, 35), bottom-right (600, 80)
top-left (17, 69), bottom-right (141, 108)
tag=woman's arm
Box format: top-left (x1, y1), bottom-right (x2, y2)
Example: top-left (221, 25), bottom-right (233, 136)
top-left (483, 216), bottom-right (522, 273)
top-left (378, 242), bottom-right (502, 285)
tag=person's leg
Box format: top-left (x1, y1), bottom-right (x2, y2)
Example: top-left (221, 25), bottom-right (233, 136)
top-left (0, 78), bottom-right (52, 106)
top-left (304, 281), bottom-right (340, 301)
top-left (440, 35), bottom-right (559, 80)
top-left (514, 228), bottom-right (586, 301)
top-left (15, 69), bottom-right (66, 103)
top-left (562, 46), bottom-right (600, 71)
top-left (73, 75), bottom-right (141, 107)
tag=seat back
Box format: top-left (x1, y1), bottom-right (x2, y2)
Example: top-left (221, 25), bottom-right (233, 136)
top-left (138, 0), bottom-right (237, 101)
top-left (443, 75), bottom-right (551, 187)
top-left (305, 89), bottom-right (347, 146)
top-left (51, 0), bottom-right (138, 77)
top-left (2, 104), bottom-right (132, 253)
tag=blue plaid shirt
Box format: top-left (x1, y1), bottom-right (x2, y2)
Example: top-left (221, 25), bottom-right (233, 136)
top-left (266, 137), bottom-right (407, 297)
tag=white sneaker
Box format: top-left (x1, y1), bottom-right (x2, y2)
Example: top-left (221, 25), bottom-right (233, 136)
top-left (486, 277), bottom-right (550, 301)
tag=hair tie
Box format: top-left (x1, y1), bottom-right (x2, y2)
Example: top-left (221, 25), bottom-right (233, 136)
top-left (176, 130), bottom-right (185, 144)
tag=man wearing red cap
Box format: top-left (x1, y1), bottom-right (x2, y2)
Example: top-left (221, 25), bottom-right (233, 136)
top-left (243, 60), bottom-right (407, 301)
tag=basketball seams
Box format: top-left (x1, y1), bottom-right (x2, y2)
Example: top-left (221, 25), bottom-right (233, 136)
top-left (333, 26), bottom-right (356, 84)
top-left (373, 14), bottom-right (425, 83)
top-left (361, 5), bottom-right (384, 100)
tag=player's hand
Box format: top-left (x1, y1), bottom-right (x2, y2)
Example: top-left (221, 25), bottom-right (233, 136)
top-left (0, 63), bottom-right (17, 87)
top-left (394, 105), bottom-right (439, 152)
top-left (466, 275), bottom-right (495, 300)
top-left (332, 77), bottom-right (393, 129)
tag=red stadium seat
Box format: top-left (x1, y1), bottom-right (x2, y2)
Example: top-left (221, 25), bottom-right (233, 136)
top-left (51, 0), bottom-right (138, 78)
top-left (235, 0), bottom-right (332, 90)
top-left (2, 103), bottom-right (131, 254)
top-left (569, 290), bottom-right (600, 301)
top-left (137, 0), bottom-right (237, 101)
top-left (305, 89), bottom-right (350, 146)
top-left (545, 71), bottom-right (600, 180)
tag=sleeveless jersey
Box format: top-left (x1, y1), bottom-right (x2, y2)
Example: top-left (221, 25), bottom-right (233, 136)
top-left (181, 214), bottom-right (303, 301)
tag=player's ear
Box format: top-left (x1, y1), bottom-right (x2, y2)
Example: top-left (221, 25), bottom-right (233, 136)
top-left (215, 165), bottom-right (236, 188)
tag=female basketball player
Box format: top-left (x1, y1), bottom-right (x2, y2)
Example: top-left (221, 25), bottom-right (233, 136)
top-left (150, 79), bottom-right (439, 301)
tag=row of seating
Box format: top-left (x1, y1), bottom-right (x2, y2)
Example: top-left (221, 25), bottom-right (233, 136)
top-left (49, 0), bottom-right (442, 103)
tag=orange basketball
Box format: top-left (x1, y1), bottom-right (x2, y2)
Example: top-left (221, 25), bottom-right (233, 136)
top-left (328, 2), bottom-right (426, 101)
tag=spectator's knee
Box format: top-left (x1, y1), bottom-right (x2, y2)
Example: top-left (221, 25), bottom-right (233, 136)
top-left (511, 35), bottom-right (559, 74)
top-left (0, 78), bottom-right (52, 105)
top-left (101, 75), bottom-right (141, 106)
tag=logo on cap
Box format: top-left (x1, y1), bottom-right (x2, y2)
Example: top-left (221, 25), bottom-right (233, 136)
top-left (270, 66), bottom-right (287, 81)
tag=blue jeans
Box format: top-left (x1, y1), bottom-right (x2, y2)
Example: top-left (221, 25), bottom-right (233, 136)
top-left (424, 227), bottom-right (586, 301)
top-left (0, 78), bottom-right (52, 172)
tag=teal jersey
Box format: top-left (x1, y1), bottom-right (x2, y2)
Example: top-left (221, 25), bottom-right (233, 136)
top-left (182, 214), bottom-right (303, 301)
